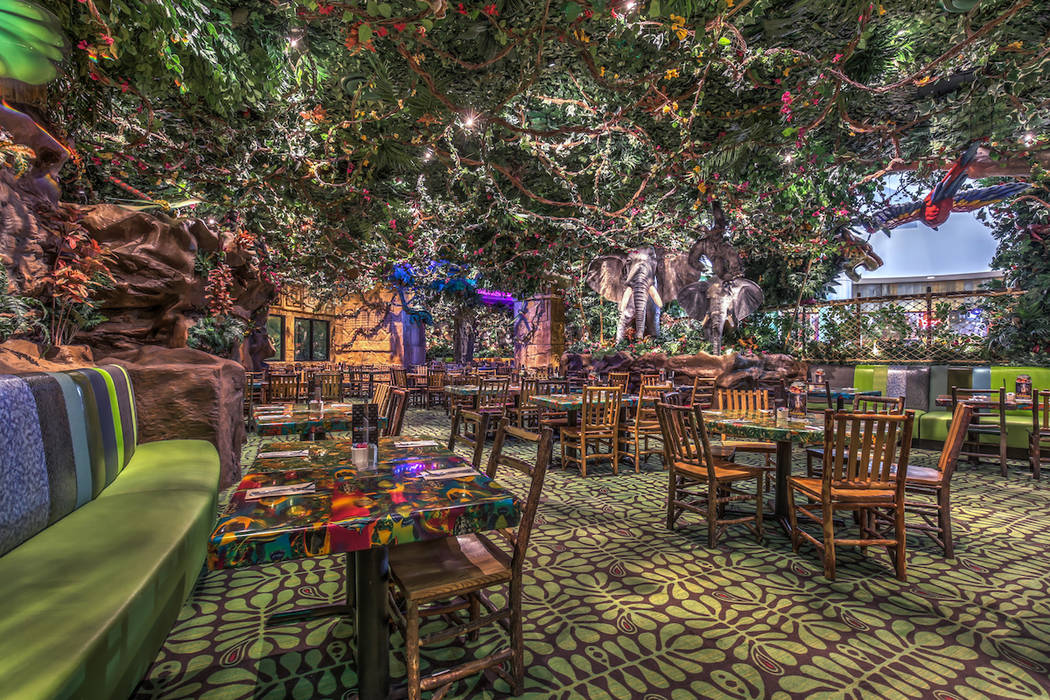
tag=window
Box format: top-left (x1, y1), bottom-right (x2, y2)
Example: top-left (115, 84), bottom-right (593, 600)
top-left (266, 315), bottom-right (285, 361)
top-left (294, 318), bottom-right (330, 361)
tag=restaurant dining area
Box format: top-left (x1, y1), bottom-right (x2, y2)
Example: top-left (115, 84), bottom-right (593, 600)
top-left (2, 1), bottom-right (1050, 699)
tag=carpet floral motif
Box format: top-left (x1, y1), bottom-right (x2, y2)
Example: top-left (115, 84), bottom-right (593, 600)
top-left (134, 408), bottom-right (1050, 699)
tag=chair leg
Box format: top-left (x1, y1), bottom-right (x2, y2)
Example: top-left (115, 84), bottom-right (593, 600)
top-left (1000, 434), bottom-right (1008, 477)
top-left (787, 486), bottom-right (800, 553)
top-left (468, 593), bottom-right (480, 641)
top-left (754, 473), bottom-right (764, 543)
top-left (821, 502), bottom-right (836, 580)
top-left (707, 479), bottom-right (718, 547)
top-left (806, 452), bottom-right (815, 478)
top-left (666, 470), bottom-right (677, 530)
top-left (893, 504), bottom-right (907, 581)
top-left (405, 600), bottom-right (422, 700)
top-left (939, 486), bottom-right (953, 558)
top-left (581, 440), bottom-right (588, 478)
top-left (510, 583), bottom-right (524, 695)
top-left (613, 436), bottom-right (619, 476)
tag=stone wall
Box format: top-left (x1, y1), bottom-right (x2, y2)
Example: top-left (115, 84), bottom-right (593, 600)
top-left (514, 294), bottom-right (565, 369)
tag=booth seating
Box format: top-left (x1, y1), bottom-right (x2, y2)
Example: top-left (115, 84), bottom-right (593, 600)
top-left (811, 363), bottom-right (1050, 453)
top-left (0, 366), bottom-right (220, 700)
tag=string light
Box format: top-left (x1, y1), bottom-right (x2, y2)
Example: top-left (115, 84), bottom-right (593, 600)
top-left (1022, 131), bottom-right (1036, 146)
top-left (462, 112), bottom-right (477, 129)
top-left (783, 152), bottom-right (795, 164)
top-left (422, 148), bottom-right (434, 161)
top-left (287, 36), bottom-right (299, 48)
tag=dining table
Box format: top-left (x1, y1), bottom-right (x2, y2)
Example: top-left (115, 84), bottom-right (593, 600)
top-left (702, 409), bottom-right (825, 530)
top-left (252, 403), bottom-right (384, 440)
top-left (530, 392), bottom-right (647, 427)
top-left (208, 436), bottom-right (521, 700)
top-left (934, 394), bottom-right (1033, 410)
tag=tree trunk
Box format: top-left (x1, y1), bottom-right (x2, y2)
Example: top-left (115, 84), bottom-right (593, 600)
top-left (453, 307), bottom-right (476, 364)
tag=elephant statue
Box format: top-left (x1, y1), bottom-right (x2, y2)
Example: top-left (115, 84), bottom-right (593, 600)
top-left (585, 245), bottom-right (705, 342)
top-left (676, 201), bottom-right (764, 354)
top-left (585, 201), bottom-right (727, 342)
top-left (678, 276), bottom-right (764, 355)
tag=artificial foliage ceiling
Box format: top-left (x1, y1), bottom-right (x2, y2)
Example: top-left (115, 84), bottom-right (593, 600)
top-left (29, 0), bottom-right (1050, 305)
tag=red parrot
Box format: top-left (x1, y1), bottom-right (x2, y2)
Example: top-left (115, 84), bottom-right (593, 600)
top-left (865, 142), bottom-right (1030, 233)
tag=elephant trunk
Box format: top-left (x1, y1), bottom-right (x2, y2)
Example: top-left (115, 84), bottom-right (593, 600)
top-left (708, 311), bottom-right (724, 355)
top-left (633, 282), bottom-right (647, 340)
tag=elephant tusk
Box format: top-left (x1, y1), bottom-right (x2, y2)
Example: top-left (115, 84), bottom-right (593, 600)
top-left (647, 284), bottom-right (663, 308)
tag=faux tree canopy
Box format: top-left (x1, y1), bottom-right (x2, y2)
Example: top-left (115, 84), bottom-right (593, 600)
top-left (15, 0), bottom-right (1050, 306)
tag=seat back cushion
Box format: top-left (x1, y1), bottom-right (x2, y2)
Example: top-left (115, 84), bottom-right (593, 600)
top-left (853, 366), bottom-right (876, 392)
top-left (0, 365), bottom-right (137, 556)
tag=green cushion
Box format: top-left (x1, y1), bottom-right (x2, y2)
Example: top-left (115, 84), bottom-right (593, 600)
top-left (919, 410), bottom-right (954, 443)
top-left (990, 366), bottom-right (1050, 417)
top-left (0, 439), bottom-right (219, 700)
top-left (918, 410), bottom-right (1033, 448)
top-left (853, 366), bottom-right (876, 392)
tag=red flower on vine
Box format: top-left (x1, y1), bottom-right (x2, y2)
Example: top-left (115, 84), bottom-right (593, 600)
top-left (456, 3), bottom-right (468, 14)
top-left (376, 26), bottom-right (389, 37)
top-left (483, 4), bottom-right (498, 16)
top-left (317, 3), bottom-right (334, 15)
top-left (394, 22), bottom-right (407, 31)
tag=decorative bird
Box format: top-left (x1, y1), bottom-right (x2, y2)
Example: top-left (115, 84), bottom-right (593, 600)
top-left (865, 142), bottom-right (1031, 233)
top-left (0, 0), bottom-right (66, 85)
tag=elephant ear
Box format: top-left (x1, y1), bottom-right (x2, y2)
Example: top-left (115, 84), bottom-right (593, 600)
top-left (677, 280), bottom-right (711, 321)
top-left (728, 278), bottom-right (764, 322)
top-left (655, 249), bottom-right (701, 302)
top-left (585, 253), bottom-right (629, 303)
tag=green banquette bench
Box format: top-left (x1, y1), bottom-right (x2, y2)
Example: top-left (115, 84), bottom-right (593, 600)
top-left (816, 363), bottom-right (1049, 450)
top-left (0, 366), bottom-right (220, 699)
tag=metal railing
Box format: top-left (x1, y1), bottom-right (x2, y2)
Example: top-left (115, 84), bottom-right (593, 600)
top-left (756, 289), bottom-right (1022, 364)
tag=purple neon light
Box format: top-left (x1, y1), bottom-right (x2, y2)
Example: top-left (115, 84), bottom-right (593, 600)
top-left (478, 288), bottom-right (516, 306)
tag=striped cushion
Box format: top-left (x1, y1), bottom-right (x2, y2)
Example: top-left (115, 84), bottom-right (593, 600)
top-left (0, 366), bottom-right (139, 556)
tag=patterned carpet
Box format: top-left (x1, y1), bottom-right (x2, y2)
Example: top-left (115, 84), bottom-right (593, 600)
top-left (133, 408), bottom-right (1050, 699)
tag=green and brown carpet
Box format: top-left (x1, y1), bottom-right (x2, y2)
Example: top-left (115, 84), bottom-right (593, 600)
top-left (133, 408), bottom-right (1050, 699)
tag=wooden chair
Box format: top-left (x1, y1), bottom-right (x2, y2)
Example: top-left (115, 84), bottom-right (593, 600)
top-left (655, 403), bottom-right (763, 546)
top-left (389, 419), bottom-right (552, 700)
top-left (806, 381), bottom-right (833, 411)
top-left (561, 386), bottom-right (622, 477)
top-left (1030, 390), bottom-right (1050, 480)
top-left (689, 376), bottom-right (716, 408)
top-left (536, 379), bottom-right (571, 430)
top-left (952, 386), bottom-right (1008, 476)
top-left (383, 388), bottom-right (408, 437)
top-left (620, 384), bottom-right (665, 471)
top-left (509, 378), bottom-right (541, 429)
top-left (888, 403), bottom-right (972, 557)
top-left (244, 371), bottom-right (264, 421)
top-left (372, 383), bottom-right (392, 418)
top-left (477, 377), bottom-right (511, 422)
top-left (640, 373), bottom-right (662, 388)
top-left (316, 371), bottom-right (344, 402)
top-left (425, 369), bottom-right (447, 409)
top-left (391, 368), bottom-right (409, 387)
top-left (266, 372), bottom-right (299, 404)
top-left (806, 394), bottom-right (906, 476)
top-left (787, 410), bottom-right (915, 581)
top-left (608, 371), bottom-right (630, 392)
top-left (715, 388), bottom-right (777, 466)
top-left (449, 408), bottom-right (489, 468)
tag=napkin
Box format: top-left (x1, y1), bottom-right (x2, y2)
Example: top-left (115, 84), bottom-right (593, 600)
top-left (421, 466), bottom-right (480, 480)
top-left (244, 482), bottom-right (316, 499)
top-left (257, 450), bottom-right (310, 459)
top-left (394, 440), bottom-right (440, 448)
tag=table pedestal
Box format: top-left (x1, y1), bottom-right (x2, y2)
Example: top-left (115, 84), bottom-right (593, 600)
top-left (355, 546), bottom-right (390, 700)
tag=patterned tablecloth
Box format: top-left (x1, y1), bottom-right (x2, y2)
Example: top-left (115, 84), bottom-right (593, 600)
top-left (531, 393), bottom-right (641, 411)
top-left (934, 395), bottom-right (1032, 409)
top-left (208, 437), bottom-right (520, 569)
top-left (445, 384), bottom-right (523, 396)
top-left (252, 403), bottom-right (383, 437)
top-left (702, 410), bottom-right (825, 444)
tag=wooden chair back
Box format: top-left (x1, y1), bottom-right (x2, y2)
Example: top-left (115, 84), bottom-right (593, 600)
top-left (807, 381), bottom-right (833, 408)
top-left (633, 383), bottom-right (663, 425)
top-left (316, 371), bottom-right (343, 401)
top-left (716, 388), bottom-right (771, 412)
top-left (581, 386), bottom-right (621, 432)
top-left (427, 369), bottom-right (447, 389)
top-left (640, 373), bottom-right (662, 387)
top-left (951, 386), bottom-right (1006, 430)
top-left (478, 378), bottom-right (510, 411)
top-left (384, 388), bottom-right (408, 436)
top-left (477, 367), bottom-right (497, 378)
top-left (537, 378), bottom-right (568, 395)
top-left (391, 368), bottom-right (409, 387)
top-left (608, 372), bottom-right (630, 392)
top-left (939, 403), bottom-right (974, 479)
top-left (519, 379), bottom-right (539, 406)
top-left (821, 410), bottom-right (914, 495)
top-left (483, 418), bottom-right (553, 571)
top-left (853, 394), bottom-right (905, 414)
top-left (372, 383), bottom-right (392, 417)
top-left (267, 372), bottom-right (299, 403)
top-left (1033, 390), bottom-right (1050, 433)
top-left (690, 376), bottom-right (716, 407)
top-left (655, 402), bottom-right (716, 475)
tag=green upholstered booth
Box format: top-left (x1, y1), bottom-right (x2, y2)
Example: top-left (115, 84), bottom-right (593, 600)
top-left (0, 366), bottom-right (220, 700)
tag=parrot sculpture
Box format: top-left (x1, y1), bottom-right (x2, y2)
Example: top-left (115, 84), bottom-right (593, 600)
top-left (0, 0), bottom-right (66, 85)
top-left (865, 142), bottom-right (1031, 234)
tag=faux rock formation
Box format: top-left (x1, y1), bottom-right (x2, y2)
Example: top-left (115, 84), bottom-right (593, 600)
top-left (0, 340), bottom-right (245, 487)
top-left (0, 173), bottom-right (275, 360)
top-left (564, 349), bottom-right (805, 401)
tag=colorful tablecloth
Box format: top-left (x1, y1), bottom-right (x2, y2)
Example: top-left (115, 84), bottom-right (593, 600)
top-left (444, 384), bottom-right (522, 396)
top-left (703, 410), bottom-right (825, 444)
top-left (934, 395), bottom-right (1032, 409)
top-left (531, 394), bottom-right (641, 411)
top-left (208, 437), bottom-right (520, 569)
top-left (252, 403), bottom-right (383, 437)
